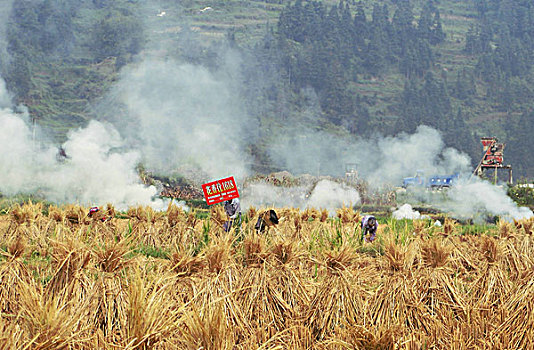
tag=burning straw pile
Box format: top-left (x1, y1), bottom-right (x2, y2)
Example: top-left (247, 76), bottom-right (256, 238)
top-left (0, 202), bottom-right (533, 348)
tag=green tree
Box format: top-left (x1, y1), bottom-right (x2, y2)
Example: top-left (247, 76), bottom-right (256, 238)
top-left (506, 111), bottom-right (534, 178)
top-left (90, 11), bottom-right (143, 66)
top-left (418, 2), bottom-right (445, 45)
top-left (452, 69), bottom-right (476, 100)
top-left (3, 54), bottom-right (33, 98)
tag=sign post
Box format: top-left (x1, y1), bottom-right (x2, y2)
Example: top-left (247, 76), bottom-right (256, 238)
top-left (201, 176), bottom-right (239, 206)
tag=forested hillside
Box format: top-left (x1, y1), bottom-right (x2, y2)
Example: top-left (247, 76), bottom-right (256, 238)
top-left (1, 0), bottom-right (534, 179)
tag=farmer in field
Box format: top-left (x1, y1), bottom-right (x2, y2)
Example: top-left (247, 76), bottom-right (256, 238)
top-left (56, 146), bottom-right (70, 162)
top-left (255, 209), bottom-right (279, 233)
top-left (88, 206), bottom-right (111, 222)
top-left (223, 197), bottom-right (241, 232)
top-left (361, 215), bottom-right (378, 242)
top-left (88, 206), bottom-right (104, 222)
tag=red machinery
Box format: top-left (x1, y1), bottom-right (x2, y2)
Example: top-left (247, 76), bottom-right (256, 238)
top-left (473, 137), bottom-right (512, 184)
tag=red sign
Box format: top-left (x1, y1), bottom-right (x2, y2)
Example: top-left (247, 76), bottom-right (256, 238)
top-left (480, 137), bottom-right (505, 167)
top-left (202, 176), bottom-right (239, 205)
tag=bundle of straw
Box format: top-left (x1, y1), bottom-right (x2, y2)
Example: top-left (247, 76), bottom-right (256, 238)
top-left (307, 246), bottom-right (365, 340)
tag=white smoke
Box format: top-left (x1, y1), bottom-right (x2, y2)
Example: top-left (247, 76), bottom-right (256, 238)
top-left (0, 98), bottom-right (169, 210)
top-left (269, 125), bottom-right (471, 186)
top-left (0, 79), bottom-right (9, 108)
top-left (392, 203), bottom-right (429, 220)
top-left (0, 109), bottom-right (38, 193)
top-left (306, 179), bottom-right (360, 215)
top-left (366, 127), bottom-right (471, 186)
top-left (396, 177), bottom-right (533, 221)
top-left (240, 179), bottom-right (360, 215)
top-left (277, 123), bottom-right (532, 222)
top-left (0, 0), bottom-right (175, 210)
top-left (104, 55), bottom-right (253, 183)
top-left (246, 123), bottom-right (532, 221)
top-left (240, 182), bottom-right (310, 209)
top-left (268, 130), bottom-right (349, 176)
top-left (436, 179), bottom-right (533, 221)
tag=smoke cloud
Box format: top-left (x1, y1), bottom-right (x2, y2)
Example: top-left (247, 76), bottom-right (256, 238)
top-left (396, 177), bottom-right (533, 221)
top-left (0, 79), bottom-right (10, 109)
top-left (0, 96), bottom-right (168, 210)
top-left (306, 179), bottom-right (361, 214)
top-left (365, 127), bottom-right (471, 186)
top-left (434, 179), bottom-right (533, 221)
top-left (240, 182), bottom-right (310, 209)
top-left (269, 125), bottom-right (471, 186)
top-left (240, 179), bottom-right (360, 215)
top-left (268, 122), bottom-right (532, 221)
top-left (0, 1), bottom-right (192, 210)
top-left (392, 204), bottom-right (429, 220)
top-left (101, 55), bottom-right (254, 184)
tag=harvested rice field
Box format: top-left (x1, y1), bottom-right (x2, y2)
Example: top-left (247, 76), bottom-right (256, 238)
top-left (1, 202), bottom-right (534, 349)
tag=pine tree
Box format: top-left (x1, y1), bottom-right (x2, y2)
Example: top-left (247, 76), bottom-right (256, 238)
top-left (417, 2), bottom-right (445, 45)
top-left (392, 0), bottom-right (415, 61)
top-left (352, 3), bottom-right (367, 61)
top-left (506, 111), bottom-right (534, 178)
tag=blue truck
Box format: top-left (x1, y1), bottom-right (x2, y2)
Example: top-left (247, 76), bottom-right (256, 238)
top-left (402, 171), bottom-right (459, 189)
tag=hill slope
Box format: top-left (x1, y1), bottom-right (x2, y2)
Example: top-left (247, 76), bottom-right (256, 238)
top-left (2, 0), bottom-right (533, 179)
